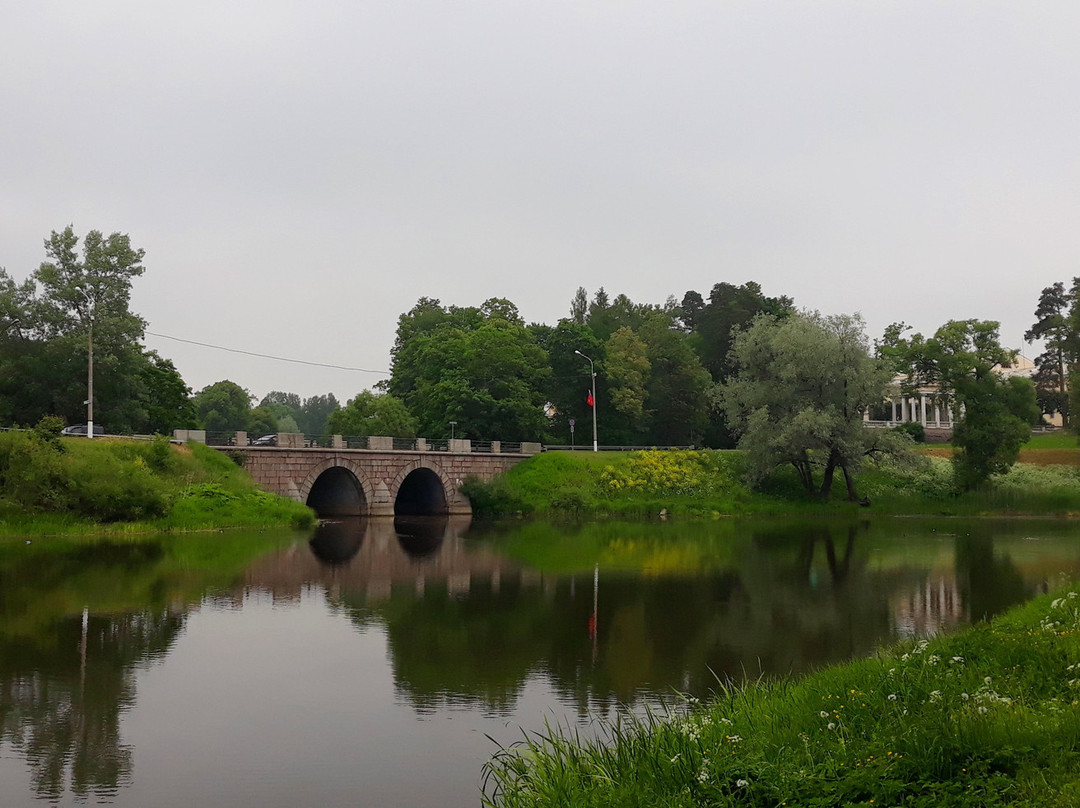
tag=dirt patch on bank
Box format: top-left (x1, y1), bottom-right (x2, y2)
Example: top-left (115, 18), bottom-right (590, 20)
top-left (918, 447), bottom-right (1080, 466)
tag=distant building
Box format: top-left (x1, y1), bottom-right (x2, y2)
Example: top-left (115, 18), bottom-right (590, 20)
top-left (865, 353), bottom-right (1056, 435)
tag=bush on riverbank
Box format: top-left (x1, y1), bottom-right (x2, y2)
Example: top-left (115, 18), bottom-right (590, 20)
top-left (0, 427), bottom-right (313, 534)
top-left (463, 449), bottom-right (1080, 518)
top-left (484, 588), bottom-right (1080, 807)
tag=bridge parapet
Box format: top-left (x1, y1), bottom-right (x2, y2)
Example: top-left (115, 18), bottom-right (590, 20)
top-left (180, 430), bottom-right (542, 456)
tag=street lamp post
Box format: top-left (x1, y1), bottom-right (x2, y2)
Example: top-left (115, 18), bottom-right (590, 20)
top-left (78, 288), bottom-right (95, 439)
top-left (449, 420), bottom-right (457, 440)
top-left (574, 350), bottom-right (598, 452)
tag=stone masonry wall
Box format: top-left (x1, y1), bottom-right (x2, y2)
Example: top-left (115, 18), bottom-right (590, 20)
top-left (240, 448), bottom-right (526, 516)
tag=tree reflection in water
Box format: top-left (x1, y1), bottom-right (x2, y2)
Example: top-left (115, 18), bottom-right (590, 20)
top-left (0, 517), bottom-right (1070, 805)
top-left (316, 518), bottom-right (1055, 715)
top-left (0, 609), bottom-right (185, 800)
top-left (0, 531), bottom-right (292, 804)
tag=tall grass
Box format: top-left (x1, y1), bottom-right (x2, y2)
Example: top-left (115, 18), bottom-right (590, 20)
top-left (484, 588), bottom-right (1080, 807)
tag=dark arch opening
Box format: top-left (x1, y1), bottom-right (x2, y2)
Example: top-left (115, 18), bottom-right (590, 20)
top-left (306, 467), bottom-right (366, 517)
top-left (394, 468), bottom-right (449, 517)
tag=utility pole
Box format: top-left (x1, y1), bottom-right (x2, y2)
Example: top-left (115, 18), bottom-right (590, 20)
top-left (78, 288), bottom-right (95, 438)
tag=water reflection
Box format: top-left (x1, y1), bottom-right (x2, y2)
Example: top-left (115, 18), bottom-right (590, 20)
top-left (273, 518), bottom-right (1077, 712)
top-left (0, 541), bottom-right (190, 802)
top-left (0, 519), bottom-right (1078, 806)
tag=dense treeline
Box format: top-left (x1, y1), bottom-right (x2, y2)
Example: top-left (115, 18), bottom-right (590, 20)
top-left (0, 226), bottom-right (1052, 495)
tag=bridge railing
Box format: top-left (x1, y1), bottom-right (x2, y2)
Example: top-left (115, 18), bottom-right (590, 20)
top-left (392, 437), bottom-right (417, 451)
top-left (343, 435), bottom-right (370, 450)
top-left (206, 431), bottom-right (237, 446)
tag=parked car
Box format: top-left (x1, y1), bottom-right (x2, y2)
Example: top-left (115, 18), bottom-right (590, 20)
top-left (61, 424), bottom-right (105, 437)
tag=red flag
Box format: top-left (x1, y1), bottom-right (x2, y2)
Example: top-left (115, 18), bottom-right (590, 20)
top-left (586, 391), bottom-right (594, 407)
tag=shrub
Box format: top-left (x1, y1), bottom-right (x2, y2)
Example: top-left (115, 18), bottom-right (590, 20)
top-left (0, 429), bottom-right (70, 510)
top-left (65, 450), bottom-right (168, 522)
top-left (461, 475), bottom-right (528, 516)
top-left (597, 451), bottom-right (735, 498)
top-left (894, 421), bottom-right (926, 443)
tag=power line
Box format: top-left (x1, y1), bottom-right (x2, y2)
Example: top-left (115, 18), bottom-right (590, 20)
top-left (145, 331), bottom-right (390, 375)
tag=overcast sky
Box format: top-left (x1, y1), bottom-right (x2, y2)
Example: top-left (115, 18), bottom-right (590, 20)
top-left (3, 2), bottom-right (1078, 403)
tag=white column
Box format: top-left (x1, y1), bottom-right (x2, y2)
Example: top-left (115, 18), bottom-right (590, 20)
top-left (934, 400), bottom-right (941, 427)
top-left (920, 395), bottom-right (927, 425)
top-left (891, 399), bottom-right (897, 422)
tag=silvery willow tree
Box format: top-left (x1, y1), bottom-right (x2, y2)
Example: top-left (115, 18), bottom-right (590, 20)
top-left (717, 311), bottom-right (895, 501)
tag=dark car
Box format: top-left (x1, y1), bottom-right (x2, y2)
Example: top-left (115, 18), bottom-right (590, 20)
top-left (251, 434), bottom-right (278, 446)
top-left (61, 424), bottom-right (105, 437)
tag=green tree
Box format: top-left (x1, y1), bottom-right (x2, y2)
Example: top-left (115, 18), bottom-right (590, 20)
top-left (389, 298), bottom-right (550, 440)
top-left (532, 320), bottom-right (604, 444)
top-left (0, 228), bottom-right (155, 431)
top-left (677, 290), bottom-right (704, 333)
top-left (297, 393), bottom-right (341, 435)
top-left (693, 281), bottom-right (795, 382)
top-left (569, 287), bottom-right (588, 325)
top-left (327, 391), bottom-right (417, 437)
top-left (1025, 281), bottom-right (1072, 426)
top-left (604, 327), bottom-right (651, 438)
top-left (887, 319), bottom-right (1040, 490)
top-left (640, 315), bottom-right (711, 445)
top-left (719, 312), bottom-right (894, 500)
top-left (193, 380), bottom-right (252, 432)
top-left (139, 352), bottom-right (195, 434)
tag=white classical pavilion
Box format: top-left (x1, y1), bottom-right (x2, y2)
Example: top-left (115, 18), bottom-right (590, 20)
top-left (864, 354), bottom-right (1039, 431)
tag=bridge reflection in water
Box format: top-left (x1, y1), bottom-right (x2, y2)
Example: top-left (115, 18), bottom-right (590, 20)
top-left (246, 516), bottom-right (527, 604)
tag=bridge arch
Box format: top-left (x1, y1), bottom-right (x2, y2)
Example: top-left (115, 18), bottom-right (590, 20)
top-left (389, 458), bottom-right (456, 516)
top-left (300, 458), bottom-right (377, 517)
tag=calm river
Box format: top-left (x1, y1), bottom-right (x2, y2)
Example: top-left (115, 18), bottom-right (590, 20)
top-left (2, 516), bottom-right (1079, 807)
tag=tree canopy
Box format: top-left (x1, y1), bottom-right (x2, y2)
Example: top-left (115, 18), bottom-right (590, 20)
top-left (0, 227), bottom-right (186, 433)
top-left (327, 391), bottom-right (417, 438)
top-left (389, 298), bottom-right (550, 440)
top-left (883, 319), bottom-right (1040, 490)
top-left (718, 311), bottom-right (895, 500)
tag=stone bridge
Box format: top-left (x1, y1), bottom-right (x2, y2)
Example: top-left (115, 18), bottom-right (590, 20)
top-left (195, 435), bottom-right (541, 517)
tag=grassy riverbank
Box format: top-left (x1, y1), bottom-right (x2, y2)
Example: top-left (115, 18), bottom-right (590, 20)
top-left (462, 444), bottom-right (1080, 518)
top-left (0, 430), bottom-right (314, 535)
top-left (483, 588), bottom-right (1080, 807)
